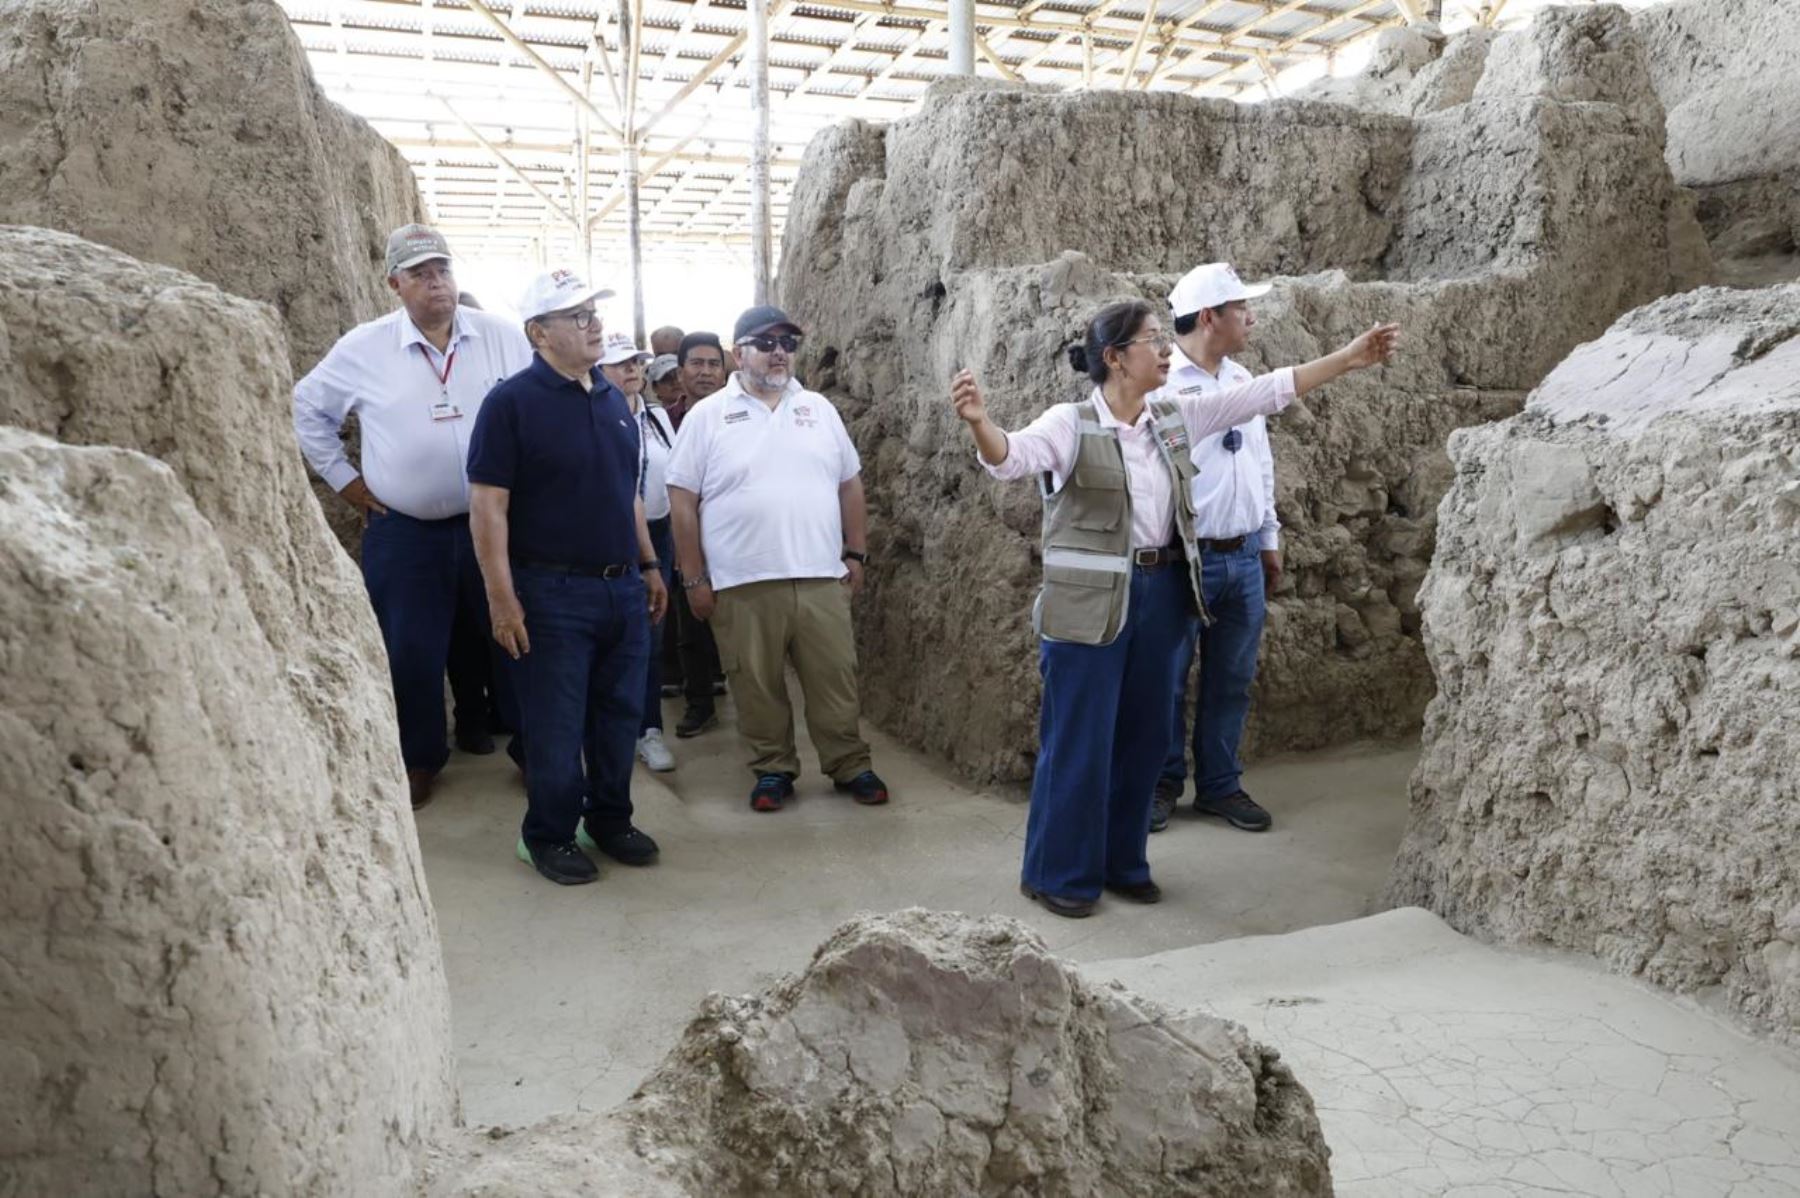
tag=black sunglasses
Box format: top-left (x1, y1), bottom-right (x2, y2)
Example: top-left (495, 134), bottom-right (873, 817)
top-left (738, 333), bottom-right (801, 354)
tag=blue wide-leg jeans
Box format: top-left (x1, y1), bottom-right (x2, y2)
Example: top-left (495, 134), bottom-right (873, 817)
top-left (1021, 564), bottom-right (1190, 903)
top-left (362, 510), bottom-right (500, 773)
top-left (510, 566), bottom-right (649, 845)
top-left (1161, 536), bottom-right (1267, 801)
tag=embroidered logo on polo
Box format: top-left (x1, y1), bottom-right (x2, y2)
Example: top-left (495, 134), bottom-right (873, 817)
top-left (723, 410), bottom-right (751, 425)
top-left (792, 403), bottom-right (818, 428)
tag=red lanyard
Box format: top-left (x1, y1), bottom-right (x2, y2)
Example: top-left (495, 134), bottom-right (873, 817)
top-left (416, 343), bottom-right (456, 388)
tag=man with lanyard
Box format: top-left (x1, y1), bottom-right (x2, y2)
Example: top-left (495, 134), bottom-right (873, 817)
top-left (667, 305), bottom-right (890, 813)
top-left (466, 269), bottom-right (669, 886)
top-left (293, 224), bottom-right (531, 810)
top-left (667, 331), bottom-right (731, 738)
top-left (1151, 262), bottom-right (1281, 835)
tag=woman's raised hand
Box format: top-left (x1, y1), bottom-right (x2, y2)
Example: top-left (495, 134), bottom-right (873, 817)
top-left (951, 369), bottom-right (988, 426)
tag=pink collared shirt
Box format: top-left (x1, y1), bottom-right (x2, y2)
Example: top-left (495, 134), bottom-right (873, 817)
top-left (982, 368), bottom-right (1297, 549)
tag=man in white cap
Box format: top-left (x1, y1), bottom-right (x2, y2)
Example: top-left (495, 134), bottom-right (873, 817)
top-left (466, 270), bottom-right (669, 886)
top-left (1152, 262), bottom-right (1281, 836)
top-left (293, 223), bottom-right (532, 810)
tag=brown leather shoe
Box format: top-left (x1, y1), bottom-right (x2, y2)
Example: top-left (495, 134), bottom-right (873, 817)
top-left (407, 768), bottom-right (438, 811)
top-left (1020, 883), bottom-right (1096, 919)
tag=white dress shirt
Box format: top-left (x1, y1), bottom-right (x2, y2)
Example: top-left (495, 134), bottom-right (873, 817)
top-left (1159, 347), bottom-right (1281, 548)
top-left (983, 368), bottom-right (1296, 549)
top-left (665, 373), bottom-right (861, 590)
top-left (292, 308), bottom-right (533, 520)
top-left (637, 401), bottom-right (677, 521)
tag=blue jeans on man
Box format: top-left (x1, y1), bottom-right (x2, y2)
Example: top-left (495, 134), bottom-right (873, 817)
top-left (362, 510), bottom-right (511, 774)
top-left (1022, 564), bottom-right (1190, 903)
top-left (640, 518), bottom-right (675, 735)
top-left (1162, 535), bottom-right (1266, 809)
top-left (510, 566), bottom-right (649, 845)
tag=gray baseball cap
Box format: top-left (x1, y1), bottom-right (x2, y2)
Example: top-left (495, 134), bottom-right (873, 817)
top-left (385, 224), bottom-right (452, 275)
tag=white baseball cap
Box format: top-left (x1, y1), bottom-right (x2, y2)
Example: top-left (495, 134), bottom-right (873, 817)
top-left (599, 332), bottom-right (652, 366)
top-left (1168, 262), bottom-right (1271, 317)
top-left (647, 353), bottom-right (681, 382)
top-left (519, 268), bottom-right (615, 323)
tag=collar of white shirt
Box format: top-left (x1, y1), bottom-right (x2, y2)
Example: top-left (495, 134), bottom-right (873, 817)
top-left (1087, 387), bottom-right (1157, 431)
top-left (1167, 344), bottom-right (1246, 388)
top-left (396, 311), bottom-right (480, 354)
top-left (724, 372), bottom-right (802, 410)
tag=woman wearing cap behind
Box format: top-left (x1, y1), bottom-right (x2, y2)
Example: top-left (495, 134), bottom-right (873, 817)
top-left (950, 300), bottom-right (1399, 919)
top-left (600, 332), bottom-right (680, 774)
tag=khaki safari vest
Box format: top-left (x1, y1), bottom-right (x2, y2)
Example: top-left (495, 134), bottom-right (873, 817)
top-left (1033, 396), bottom-right (1211, 646)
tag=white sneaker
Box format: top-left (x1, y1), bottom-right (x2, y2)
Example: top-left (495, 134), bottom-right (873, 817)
top-left (637, 729), bottom-right (676, 772)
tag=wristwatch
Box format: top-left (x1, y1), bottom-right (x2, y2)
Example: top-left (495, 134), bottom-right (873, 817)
top-left (841, 549), bottom-right (869, 565)
top-left (639, 557), bottom-right (660, 570)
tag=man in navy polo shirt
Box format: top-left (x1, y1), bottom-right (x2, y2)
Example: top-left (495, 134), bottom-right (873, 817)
top-left (466, 268), bottom-right (669, 886)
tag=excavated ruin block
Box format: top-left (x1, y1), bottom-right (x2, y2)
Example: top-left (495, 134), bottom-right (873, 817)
top-left (1390, 283), bottom-right (1800, 1042)
top-left (0, 227), bottom-right (456, 1192)
top-left (441, 911), bottom-right (1334, 1196)
top-left (0, 0), bottom-right (425, 549)
top-left (1634, 0), bottom-right (1800, 285)
top-left (782, 14), bottom-right (1709, 779)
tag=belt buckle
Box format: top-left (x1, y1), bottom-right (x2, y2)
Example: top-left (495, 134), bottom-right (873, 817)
top-left (603, 564), bottom-right (626, 580)
top-left (1133, 548), bottom-right (1160, 567)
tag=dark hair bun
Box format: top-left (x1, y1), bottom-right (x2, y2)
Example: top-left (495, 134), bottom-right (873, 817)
top-left (1066, 343), bottom-right (1090, 374)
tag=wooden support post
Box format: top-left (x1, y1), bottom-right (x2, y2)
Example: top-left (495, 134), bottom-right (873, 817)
top-left (1119, 1), bottom-right (1158, 90)
top-left (434, 95), bottom-right (579, 228)
top-left (624, 141), bottom-right (645, 343)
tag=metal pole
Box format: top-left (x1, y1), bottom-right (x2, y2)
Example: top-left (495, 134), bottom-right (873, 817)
top-left (625, 141), bottom-right (646, 344)
top-left (748, 0), bottom-right (773, 302)
top-left (578, 61), bottom-right (593, 277)
top-left (948, 0), bottom-right (975, 75)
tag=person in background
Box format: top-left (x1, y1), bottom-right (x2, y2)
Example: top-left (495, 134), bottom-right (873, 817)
top-left (646, 352), bottom-right (689, 699)
top-left (650, 325), bottom-right (685, 357)
top-left (598, 332), bottom-right (678, 773)
top-left (292, 224), bottom-right (530, 809)
top-left (949, 300), bottom-right (1399, 918)
top-left (668, 332), bottom-right (730, 738)
top-left (466, 268), bottom-right (668, 886)
top-left (667, 305), bottom-right (890, 814)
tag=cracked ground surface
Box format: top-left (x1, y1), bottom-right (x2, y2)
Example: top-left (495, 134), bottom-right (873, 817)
top-left (1087, 907), bottom-right (1800, 1197)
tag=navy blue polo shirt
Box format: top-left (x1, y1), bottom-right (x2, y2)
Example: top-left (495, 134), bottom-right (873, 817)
top-left (466, 355), bottom-right (641, 570)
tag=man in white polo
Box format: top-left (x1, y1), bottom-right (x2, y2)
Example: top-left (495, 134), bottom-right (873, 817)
top-left (1152, 261), bottom-right (1281, 835)
top-left (292, 223), bottom-right (532, 809)
top-left (666, 304), bottom-right (890, 813)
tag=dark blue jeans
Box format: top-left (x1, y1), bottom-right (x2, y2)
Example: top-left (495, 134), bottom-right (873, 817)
top-left (361, 510), bottom-right (503, 773)
top-left (509, 566), bottom-right (650, 844)
top-left (1162, 536), bottom-right (1267, 801)
top-left (1022, 565), bottom-right (1189, 903)
top-left (640, 518), bottom-right (674, 735)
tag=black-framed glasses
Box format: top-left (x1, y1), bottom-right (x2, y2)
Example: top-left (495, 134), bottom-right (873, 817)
top-left (738, 333), bottom-right (801, 354)
top-left (547, 308), bottom-right (600, 329)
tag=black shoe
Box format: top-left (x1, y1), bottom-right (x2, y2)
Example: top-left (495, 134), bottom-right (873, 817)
top-left (578, 820), bottom-right (660, 866)
top-left (675, 706), bottom-right (717, 738)
top-left (1194, 790), bottom-right (1273, 832)
top-left (1020, 883), bottom-right (1095, 919)
top-left (750, 772), bottom-right (796, 812)
top-left (659, 683), bottom-right (683, 699)
top-left (455, 726), bottom-right (496, 755)
top-left (515, 837), bottom-right (598, 885)
top-left (1149, 778), bottom-right (1181, 833)
top-left (1105, 879), bottom-right (1163, 904)
top-left (832, 769), bottom-right (890, 806)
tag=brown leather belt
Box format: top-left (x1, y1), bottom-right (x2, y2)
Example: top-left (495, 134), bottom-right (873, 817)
top-left (1198, 536), bottom-right (1248, 554)
top-left (1132, 546), bottom-right (1185, 568)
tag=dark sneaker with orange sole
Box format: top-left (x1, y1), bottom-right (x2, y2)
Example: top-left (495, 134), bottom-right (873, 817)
top-left (750, 772), bottom-right (796, 812)
top-left (833, 770), bottom-right (890, 806)
top-left (1194, 790), bottom-right (1272, 832)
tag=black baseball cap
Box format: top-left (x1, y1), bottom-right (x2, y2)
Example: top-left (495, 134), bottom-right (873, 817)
top-left (732, 305), bottom-right (803, 343)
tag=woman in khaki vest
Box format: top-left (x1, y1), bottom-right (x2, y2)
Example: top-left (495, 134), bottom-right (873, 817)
top-left (951, 299), bottom-right (1397, 918)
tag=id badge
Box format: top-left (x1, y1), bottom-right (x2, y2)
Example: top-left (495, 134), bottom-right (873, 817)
top-left (430, 400), bottom-right (463, 422)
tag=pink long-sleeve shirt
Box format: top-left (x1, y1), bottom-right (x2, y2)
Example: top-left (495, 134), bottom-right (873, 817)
top-left (983, 368), bottom-right (1297, 549)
